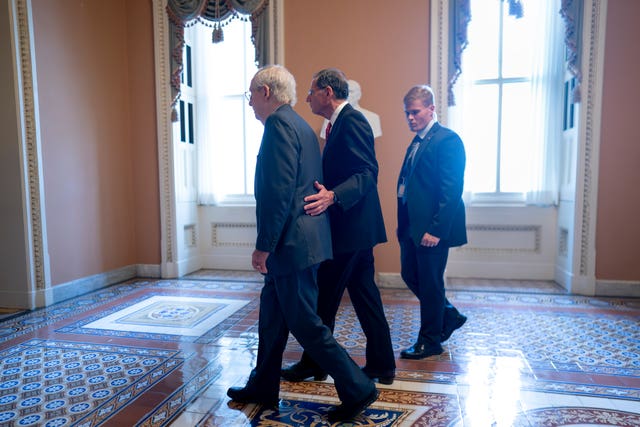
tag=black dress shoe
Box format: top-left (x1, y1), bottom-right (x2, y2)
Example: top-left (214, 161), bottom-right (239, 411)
top-left (281, 361), bottom-right (328, 382)
top-left (400, 342), bottom-right (443, 359)
top-left (227, 386), bottom-right (279, 408)
top-left (362, 367), bottom-right (395, 385)
top-left (441, 314), bottom-right (467, 342)
top-left (327, 387), bottom-right (379, 422)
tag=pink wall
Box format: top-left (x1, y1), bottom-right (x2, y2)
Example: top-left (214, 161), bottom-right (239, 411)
top-left (126, 1), bottom-right (161, 266)
top-left (27, 0), bottom-right (639, 284)
top-left (286, 0), bottom-right (640, 282)
top-left (32, 0), bottom-right (159, 285)
top-left (597, 0), bottom-right (640, 280)
top-left (285, 0), bottom-right (430, 273)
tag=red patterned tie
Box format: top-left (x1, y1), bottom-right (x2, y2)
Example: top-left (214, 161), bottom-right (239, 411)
top-left (325, 122), bottom-right (332, 140)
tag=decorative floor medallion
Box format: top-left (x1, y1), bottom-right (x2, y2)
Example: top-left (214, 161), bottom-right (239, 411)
top-left (82, 296), bottom-right (249, 336)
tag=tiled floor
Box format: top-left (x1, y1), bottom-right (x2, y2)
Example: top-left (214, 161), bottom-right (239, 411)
top-left (0, 271), bottom-right (638, 426)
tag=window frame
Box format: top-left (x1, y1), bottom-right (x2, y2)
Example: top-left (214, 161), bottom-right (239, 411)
top-left (184, 19), bottom-right (263, 206)
top-left (430, 0), bottom-right (563, 206)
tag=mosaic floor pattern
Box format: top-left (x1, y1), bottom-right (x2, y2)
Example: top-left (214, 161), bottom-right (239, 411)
top-left (0, 339), bottom-right (184, 427)
top-left (0, 272), bottom-right (637, 426)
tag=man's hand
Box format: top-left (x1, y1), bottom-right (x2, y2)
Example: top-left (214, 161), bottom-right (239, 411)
top-left (420, 232), bottom-right (440, 247)
top-left (252, 249), bottom-right (269, 274)
top-left (303, 181), bottom-right (335, 216)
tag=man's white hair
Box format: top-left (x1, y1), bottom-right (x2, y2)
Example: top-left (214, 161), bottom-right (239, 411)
top-left (252, 65), bottom-right (297, 106)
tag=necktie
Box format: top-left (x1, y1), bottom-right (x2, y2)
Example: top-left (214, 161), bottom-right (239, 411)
top-left (398, 135), bottom-right (421, 204)
top-left (325, 122), bottom-right (332, 140)
top-left (402, 135), bottom-right (422, 173)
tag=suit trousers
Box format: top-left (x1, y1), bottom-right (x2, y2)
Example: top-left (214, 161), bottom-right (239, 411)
top-left (300, 249), bottom-right (395, 373)
top-left (248, 266), bottom-right (373, 404)
top-left (399, 238), bottom-right (461, 345)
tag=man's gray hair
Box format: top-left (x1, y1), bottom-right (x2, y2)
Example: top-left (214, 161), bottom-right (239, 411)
top-left (253, 65), bottom-right (297, 106)
top-left (313, 68), bottom-right (349, 100)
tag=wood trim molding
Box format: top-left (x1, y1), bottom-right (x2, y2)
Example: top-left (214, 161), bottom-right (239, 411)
top-left (577, 0), bottom-right (606, 278)
top-left (152, 0), bottom-right (178, 277)
top-left (11, 0), bottom-right (50, 297)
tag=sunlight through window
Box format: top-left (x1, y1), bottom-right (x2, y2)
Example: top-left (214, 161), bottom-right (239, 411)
top-left (449, 0), bottom-right (563, 205)
top-left (188, 19), bottom-right (263, 204)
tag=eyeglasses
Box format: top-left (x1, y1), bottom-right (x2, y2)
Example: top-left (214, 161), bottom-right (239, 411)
top-left (308, 87), bottom-right (324, 96)
top-left (244, 90), bottom-right (252, 102)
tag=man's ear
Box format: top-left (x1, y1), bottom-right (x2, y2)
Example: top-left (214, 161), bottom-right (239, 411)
top-left (325, 85), bottom-right (334, 99)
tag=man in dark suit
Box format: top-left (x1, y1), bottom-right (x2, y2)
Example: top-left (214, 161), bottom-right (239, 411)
top-left (397, 85), bottom-right (468, 359)
top-left (226, 65), bottom-right (378, 423)
top-left (281, 68), bottom-right (395, 384)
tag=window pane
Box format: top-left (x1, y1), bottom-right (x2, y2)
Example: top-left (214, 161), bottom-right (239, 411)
top-left (466, 0), bottom-right (500, 80)
top-left (207, 24), bottom-right (250, 95)
top-left (500, 82), bottom-right (533, 192)
top-left (211, 96), bottom-right (247, 195)
top-left (450, 0), bottom-right (563, 203)
top-left (244, 106), bottom-right (263, 194)
top-left (193, 18), bottom-right (261, 201)
top-left (462, 84), bottom-right (499, 193)
top-left (502, 2), bottom-right (534, 78)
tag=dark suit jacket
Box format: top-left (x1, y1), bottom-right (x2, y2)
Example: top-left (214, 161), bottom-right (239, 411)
top-left (323, 104), bottom-right (387, 254)
top-left (399, 122), bottom-right (467, 248)
top-left (254, 104), bottom-right (333, 275)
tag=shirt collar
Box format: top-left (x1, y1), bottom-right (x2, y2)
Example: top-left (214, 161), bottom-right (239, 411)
top-left (416, 118), bottom-right (437, 140)
top-left (329, 101), bottom-right (349, 124)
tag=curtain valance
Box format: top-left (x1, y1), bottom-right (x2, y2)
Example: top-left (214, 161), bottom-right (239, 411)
top-left (446, 0), bottom-right (588, 107)
top-left (448, 0), bottom-right (471, 107)
top-left (560, 0), bottom-right (583, 102)
top-left (448, 0), bottom-right (523, 106)
top-left (166, 0), bottom-right (269, 121)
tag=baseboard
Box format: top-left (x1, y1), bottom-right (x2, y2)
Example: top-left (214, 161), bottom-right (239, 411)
top-left (554, 265), bottom-right (572, 293)
top-left (446, 260), bottom-right (555, 280)
top-left (51, 265), bottom-right (138, 304)
top-left (51, 263), bottom-right (162, 306)
top-left (136, 264), bottom-right (161, 278)
top-left (0, 288), bottom-right (39, 310)
top-left (379, 271), bottom-right (640, 298)
top-left (595, 279), bottom-right (640, 297)
top-left (376, 273), bottom-right (452, 290)
top-left (200, 254), bottom-right (254, 271)
top-left (27, 265), bottom-right (638, 310)
top-left (376, 273), bottom-right (405, 289)
top-left (176, 256), bottom-right (202, 278)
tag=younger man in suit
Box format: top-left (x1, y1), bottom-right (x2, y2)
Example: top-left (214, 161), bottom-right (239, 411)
top-left (397, 85), bottom-right (468, 359)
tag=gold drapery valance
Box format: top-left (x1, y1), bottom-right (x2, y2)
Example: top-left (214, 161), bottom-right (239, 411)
top-left (560, 0), bottom-right (583, 102)
top-left (448, 0), bottom-right (523, 106)
top-left (166, 0), bottom-right (269, 121)
top-left (449, 0), bottom-right (583, 106)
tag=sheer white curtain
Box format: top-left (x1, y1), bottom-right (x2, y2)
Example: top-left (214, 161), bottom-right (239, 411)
top-left (193, 21), bottom-right (261, 205)
top-left (450, 0), bottom-right (563, 205)
top-left (193, 24), bottom-right (218, 205)
top-left (526, 0), bottom-right (564, 205)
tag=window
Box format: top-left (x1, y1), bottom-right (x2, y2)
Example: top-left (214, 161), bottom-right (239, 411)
top-left (449, 0), bottom-right (564, 205)
top-left (179, 44), bottom-right (194, 145)
top-left (186, 19), bottom-right (263, 205)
